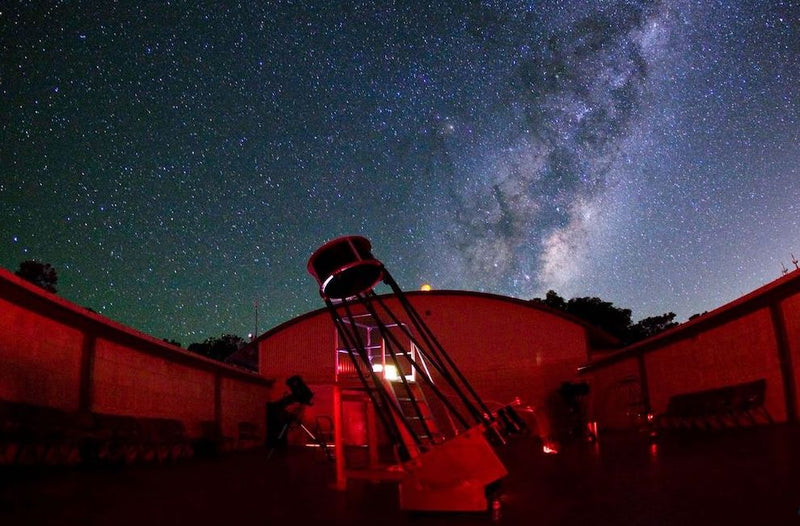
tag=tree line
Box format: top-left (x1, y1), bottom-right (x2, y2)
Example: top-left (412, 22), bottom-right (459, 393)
top-left (531, 290), bottom-right (679, 344)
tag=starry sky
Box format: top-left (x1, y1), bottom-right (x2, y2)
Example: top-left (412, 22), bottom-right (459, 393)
top-left (2, 1), bottom-right (799, 345)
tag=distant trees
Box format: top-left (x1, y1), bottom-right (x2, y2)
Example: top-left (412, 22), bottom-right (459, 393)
top-left (531, 290), bottom-right (678, 345)
top-left (187, 334), bottom-right (246, 362)
top-left (628, 312), bottom-right (678, 342)
top-left (15, 260), bottom-right (58, 293)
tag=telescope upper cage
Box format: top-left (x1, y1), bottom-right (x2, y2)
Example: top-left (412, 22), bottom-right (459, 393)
top-left (307, 235), bottom-right (385, 300)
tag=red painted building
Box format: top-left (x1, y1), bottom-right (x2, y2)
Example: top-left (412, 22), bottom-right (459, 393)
top-left (5, 255), bottom-right (799, 455)
top-left (580, 269), bottom-right (800, 431)
top-left (0, 268), bottom-right (272, 443)
top-left (254, 290), bottom-right (616, 442)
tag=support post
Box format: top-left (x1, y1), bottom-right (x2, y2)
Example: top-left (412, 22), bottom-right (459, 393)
top-left (79, 333), bottom-right (96, 412)
top-left (771, 303), bottom-right (797, 423)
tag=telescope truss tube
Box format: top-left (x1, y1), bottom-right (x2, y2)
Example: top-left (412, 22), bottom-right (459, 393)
top-left (307, 236), bottom-right (509, 511)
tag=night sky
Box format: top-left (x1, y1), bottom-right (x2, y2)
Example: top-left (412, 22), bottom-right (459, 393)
top-left (2, 1), bottom-right (799, 345)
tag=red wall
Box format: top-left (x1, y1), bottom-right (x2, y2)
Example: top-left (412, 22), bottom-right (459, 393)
top-left (415, 293), bottom-right (588, 408)
top-left (645, 309), bottom-right (783, 420)
top-left (582, 271), bottom-right (800, 429)
top-left (91, 338), bottom-right (219, 435)
top-left (258, 291), bottom-right (592, 440)
top-left (0, 295), bottom-right (84, 410)
top-left (0, 269), bottom-right (273, 441)
top-left (260, 312), bottom-right (335, 386)
top-left (219, 375), bottom-right (272, 442)
top-left (781, 292), bottom-right (800, 416)
top-left (586, 357), bottom-right (643, 430)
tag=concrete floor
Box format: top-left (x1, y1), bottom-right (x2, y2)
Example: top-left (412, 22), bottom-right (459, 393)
top-left (2, 425), bottom-right (800, 525)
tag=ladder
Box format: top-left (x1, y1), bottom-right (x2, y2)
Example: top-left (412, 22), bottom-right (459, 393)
top-left (385, 378), bottom-right (441, 450)
top-left (334, 317), bottom-right (445, 462)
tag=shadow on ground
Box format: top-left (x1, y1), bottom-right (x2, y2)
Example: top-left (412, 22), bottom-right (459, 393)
top-left (2, 425), bottom-right (800, 525)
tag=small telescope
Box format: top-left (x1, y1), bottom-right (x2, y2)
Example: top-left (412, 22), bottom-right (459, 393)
top-left (270, 375), bottom-right (314, 411)
top-left (283, 375), bottom-right (314, 407)
top-left (266, 375), bottom-right (332, 459)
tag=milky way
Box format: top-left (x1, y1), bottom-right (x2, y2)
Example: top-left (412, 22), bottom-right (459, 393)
top-left (2, 1), bottom-right (798, 343)
top-left (424, 2), bottom-right (663, 295)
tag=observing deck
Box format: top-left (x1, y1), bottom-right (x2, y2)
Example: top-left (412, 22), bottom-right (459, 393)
top-left (2, 424), bottom-right (799, 525)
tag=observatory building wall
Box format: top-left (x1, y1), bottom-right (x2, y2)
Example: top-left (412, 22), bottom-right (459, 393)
top-left (581, 270), bottom-right (800, 430)
top-left (0, 268), bottom-right (272, 441)
top-left (257, 290), bottom-right (597, 438)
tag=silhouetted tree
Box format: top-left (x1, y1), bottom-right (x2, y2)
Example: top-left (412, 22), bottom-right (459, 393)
top-left (186, 341), bottom-right (210, 356)
top-left (531, 290), bottom-right (678, 344)
top-left (628, 313), bottom-right (678, 342)
top-left (533, 289), bottom-right (568, 311)
top-left (163, 338), bottom-right (182, 347)
top-left (566, 296), bottom-right (633, 341)
top-left (15, 260), bottom-right (58, 293)
top-left (188, 334), bottom-right (245, 362)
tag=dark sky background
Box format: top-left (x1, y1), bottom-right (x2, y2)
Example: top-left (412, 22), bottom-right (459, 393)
top-left (2, 1), bottom-right (799, 345)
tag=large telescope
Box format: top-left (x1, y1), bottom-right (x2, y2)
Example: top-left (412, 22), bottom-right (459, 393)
top-left (307, 235), bottom-right (508, 512)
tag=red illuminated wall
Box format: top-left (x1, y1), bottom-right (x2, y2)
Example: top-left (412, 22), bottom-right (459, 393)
top-left (0, 292), bottom-right (84, 410)
top-left (0, 268), bottom-right (273, 441)
top-left (645, 310), bottom-right (783, 420)
top-left (91, 338), bottom-right (221, 436)
top-left (582, 270), bottom-right (800, 429)
top-left (257, 291), bottom-right (599, 438)
top-left (586, 356), bottom-right (643, 430)
top-left (782, 291), bottom-right (800, 416)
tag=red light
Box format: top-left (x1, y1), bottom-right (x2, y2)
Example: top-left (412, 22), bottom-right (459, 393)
top-left (491, 498), bottom-right (502, 521)
top-left (586, 421), bottom-right (598, 442)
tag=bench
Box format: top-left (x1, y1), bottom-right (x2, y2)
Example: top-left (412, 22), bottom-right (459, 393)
top-left (0, 399), bottom-right (199, 467)
top-left (138, 418), bottom-right (194, 462)
top-left (657, 379), bottom-right (772, 431)
top-left (91, 413), bottom-right (146, 464)
top-left (194, 421), bottom-right (234, 457)
top-left (0, 401), bottom-right (87, 465)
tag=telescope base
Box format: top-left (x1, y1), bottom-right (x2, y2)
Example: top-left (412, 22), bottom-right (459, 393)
top-left (398, 425), bottom-right (507, 512)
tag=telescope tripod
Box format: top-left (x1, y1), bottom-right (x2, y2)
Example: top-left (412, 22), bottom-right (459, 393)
top-left (267, 419), bottom-right (333, 461)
